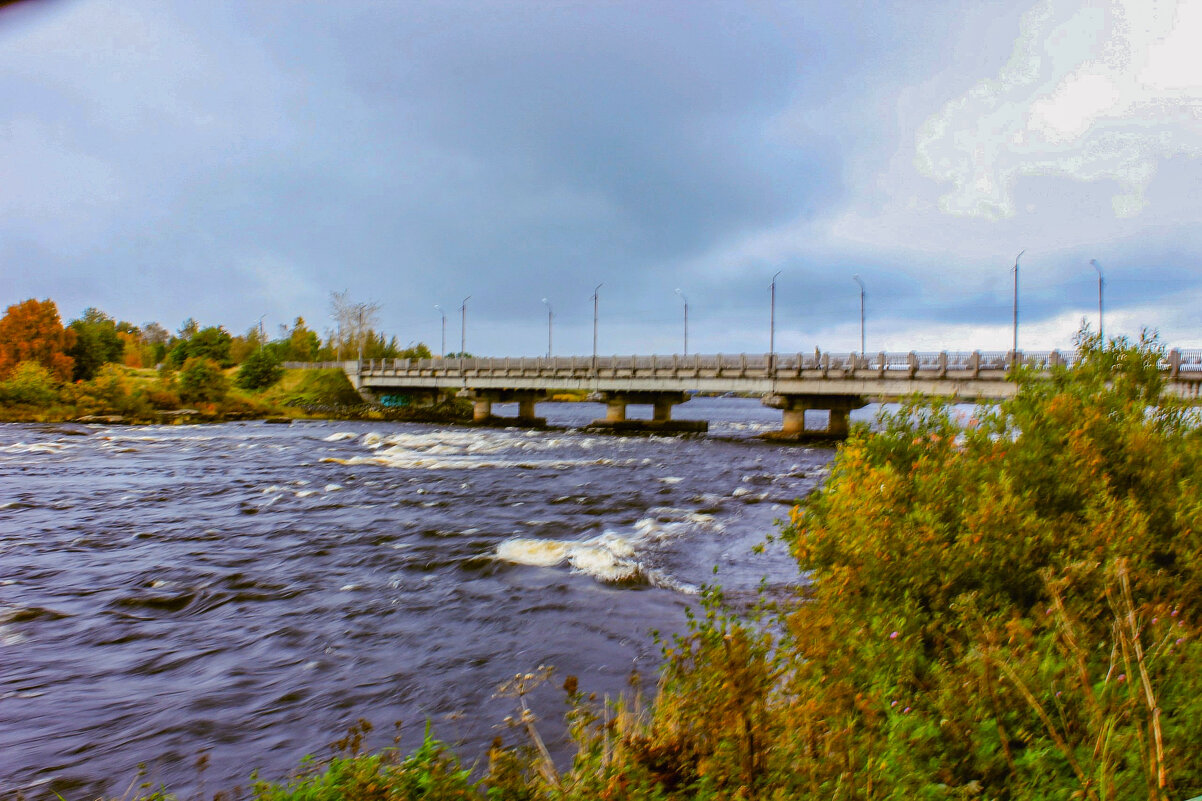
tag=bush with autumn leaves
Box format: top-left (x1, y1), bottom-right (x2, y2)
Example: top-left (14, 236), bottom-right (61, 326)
top-left (530, 330), bottom-right (1201, 800)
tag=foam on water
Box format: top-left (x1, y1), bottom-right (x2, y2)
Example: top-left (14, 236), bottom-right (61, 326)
top-left (1, 441), bottom-right (73, 455)
top-left (496, 533), bottom-right (644, 584)
top-left (494, 506), bottom-right (715, 592)
top-left (319, 428), bottom-right (626, 471)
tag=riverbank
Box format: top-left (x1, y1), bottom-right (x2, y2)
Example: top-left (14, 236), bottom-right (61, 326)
top-left (0, 365), bottom-right (473, 426)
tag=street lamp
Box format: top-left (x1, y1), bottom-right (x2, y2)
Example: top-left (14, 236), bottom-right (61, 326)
top-left (852, 275), bottom-right (865, 355)
top-left (459, 296), bottom-right (470, 360)
top-left (769, 271), bottom-right (781, 359)
top-left (434, 304), bottom-right (446, 358)
top-left (1012, 250), bottom-right (1025, 367)
top-left (356, 307), bottom-right (365, 364)
top-left (1090, 259), bottom-right (1104, 341)
top-left (258, 314), bottom-right (266, 351)
top-left (592, 283), bottom-right (603, 368)
top-left (674, 288), bottom-right (688, 355)
top-left (541, 297), bottom-right (553, 359)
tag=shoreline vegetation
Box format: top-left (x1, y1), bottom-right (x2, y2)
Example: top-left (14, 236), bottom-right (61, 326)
top-left (6, 298), bottom-right (1202, 798)
top-left (0, 296), bottom-right (481, 426)
top-left (0, 364), bottom-right (474, 426)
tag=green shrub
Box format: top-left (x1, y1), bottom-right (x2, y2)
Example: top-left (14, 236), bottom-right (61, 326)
top-left (0, 360), bottom-right (60, 406)
top-left (236, 348), bottom-right (284, 390)
top-left (251, 721), bottom-right (482, 801)
top-left (177, 357), bottom-right (228, 404)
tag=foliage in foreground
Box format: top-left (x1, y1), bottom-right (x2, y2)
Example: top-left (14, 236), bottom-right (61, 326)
top-left (90, 331), bottom-right (1202, 800)
top-left (601, 331), bottom-right (1202, 800)
top-left (250, 721), bottom-right (483, 801)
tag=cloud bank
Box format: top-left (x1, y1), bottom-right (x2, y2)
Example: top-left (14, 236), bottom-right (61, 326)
top-left (917, 0), bottom-right (1202, 219)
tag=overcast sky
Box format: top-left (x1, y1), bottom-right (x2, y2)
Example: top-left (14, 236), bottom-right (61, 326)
top-left (2, 0), bottom-right (1199, 356)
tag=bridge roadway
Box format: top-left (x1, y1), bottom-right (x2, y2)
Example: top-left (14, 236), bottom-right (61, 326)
top-left (290, 348), bottom-right (1202, 439)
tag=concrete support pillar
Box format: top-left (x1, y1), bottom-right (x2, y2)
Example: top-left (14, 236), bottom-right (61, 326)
top-left (586, 391), bottom-right (705, 434)
top-left (828, 408), bottom-right (850, 438)
top-left (461, 390), bottom-right (548, 427)
top-left (762, 393), bottom-right (865, 441)
top-left (781, 407), bottom-right (807, 435)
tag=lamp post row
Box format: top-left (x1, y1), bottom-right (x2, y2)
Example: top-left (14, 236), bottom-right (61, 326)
top-left (433, 256), bottom-right (1107, 361)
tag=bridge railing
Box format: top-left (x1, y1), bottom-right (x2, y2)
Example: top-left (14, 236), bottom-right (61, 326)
top-left (284, 348), bottom-right (1201, 380)
top-left (1178, 349), bottom-right (1202, 372)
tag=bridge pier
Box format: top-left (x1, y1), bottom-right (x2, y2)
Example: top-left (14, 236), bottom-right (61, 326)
top-left (763, 394), bottom-right (865, 441)
top-left (459, 390), bottom-right (548, 427)
top-left (586, 391), bottom-right (707, 434)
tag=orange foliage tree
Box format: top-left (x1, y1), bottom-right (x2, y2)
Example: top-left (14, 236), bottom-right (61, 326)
top-left (0, 298), bottom-right (76, 382)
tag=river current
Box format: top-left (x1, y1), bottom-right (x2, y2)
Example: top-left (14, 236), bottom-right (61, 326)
top-left (0, 398), bottom-right (851, 798)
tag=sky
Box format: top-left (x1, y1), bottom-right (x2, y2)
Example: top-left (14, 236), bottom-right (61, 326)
top-left (1, 0), bottom-right (1200, 356)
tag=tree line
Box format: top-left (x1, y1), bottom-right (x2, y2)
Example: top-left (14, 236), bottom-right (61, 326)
top-left (0, 294), bottom-right (432, 385)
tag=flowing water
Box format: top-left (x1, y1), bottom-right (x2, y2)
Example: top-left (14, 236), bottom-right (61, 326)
top-left (0, 398), bottom-right (853, 798)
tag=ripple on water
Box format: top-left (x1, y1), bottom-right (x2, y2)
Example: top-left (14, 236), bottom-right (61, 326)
top-left (0, 404), bottom-right (832, 797)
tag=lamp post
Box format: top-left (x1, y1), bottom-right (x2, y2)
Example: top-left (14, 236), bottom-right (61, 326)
top-left (1012, 250), bottom-right (1025, 368)
top-left (592, 283), bottom-right (603, 369)
top-left (434, 305), bottom-right (446, 358)
top-left (674, 288), bottom-right (688, 355)
top-left (258, 314), bottom-right (266, 351)
top-left (356, 307), bottom-right (365, 364)
top-left (541, 298), bottom-right (553, 359)
top-left (852, 275), bottom-right (865, 355)
top-left (769, 271), bottom-right (781, 360)
top-left (1090, 259), bottom-right (1104, 341)
top-left (459, 296), bottom-right (470, 360)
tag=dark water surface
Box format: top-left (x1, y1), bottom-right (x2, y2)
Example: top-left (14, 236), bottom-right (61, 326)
top-left (0, 398), bottom-right (850, 798)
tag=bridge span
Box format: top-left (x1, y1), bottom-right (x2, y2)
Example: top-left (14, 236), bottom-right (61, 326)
top-left (290, 348), bottom-right (1202, 439)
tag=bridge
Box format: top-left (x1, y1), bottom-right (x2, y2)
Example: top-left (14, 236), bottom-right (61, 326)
top-left (289, 348), bottom-right (1202, 439)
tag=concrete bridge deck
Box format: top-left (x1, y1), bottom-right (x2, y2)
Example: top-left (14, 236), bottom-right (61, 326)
top-left (287, 348), bottom-right (1202, 438)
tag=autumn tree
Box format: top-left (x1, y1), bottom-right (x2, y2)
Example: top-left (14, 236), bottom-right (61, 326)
top-left (0, 298), bottom-right (75, 382)
top-left (229, 325), bottom-right (266, 365)
top-left (284, 316), bottom-right (319, 362)
top-left (399, 342), bottom-right (433, 360)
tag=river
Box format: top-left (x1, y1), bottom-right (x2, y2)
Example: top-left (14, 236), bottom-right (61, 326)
top-left (0, 398), bottom-right (857, 798)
